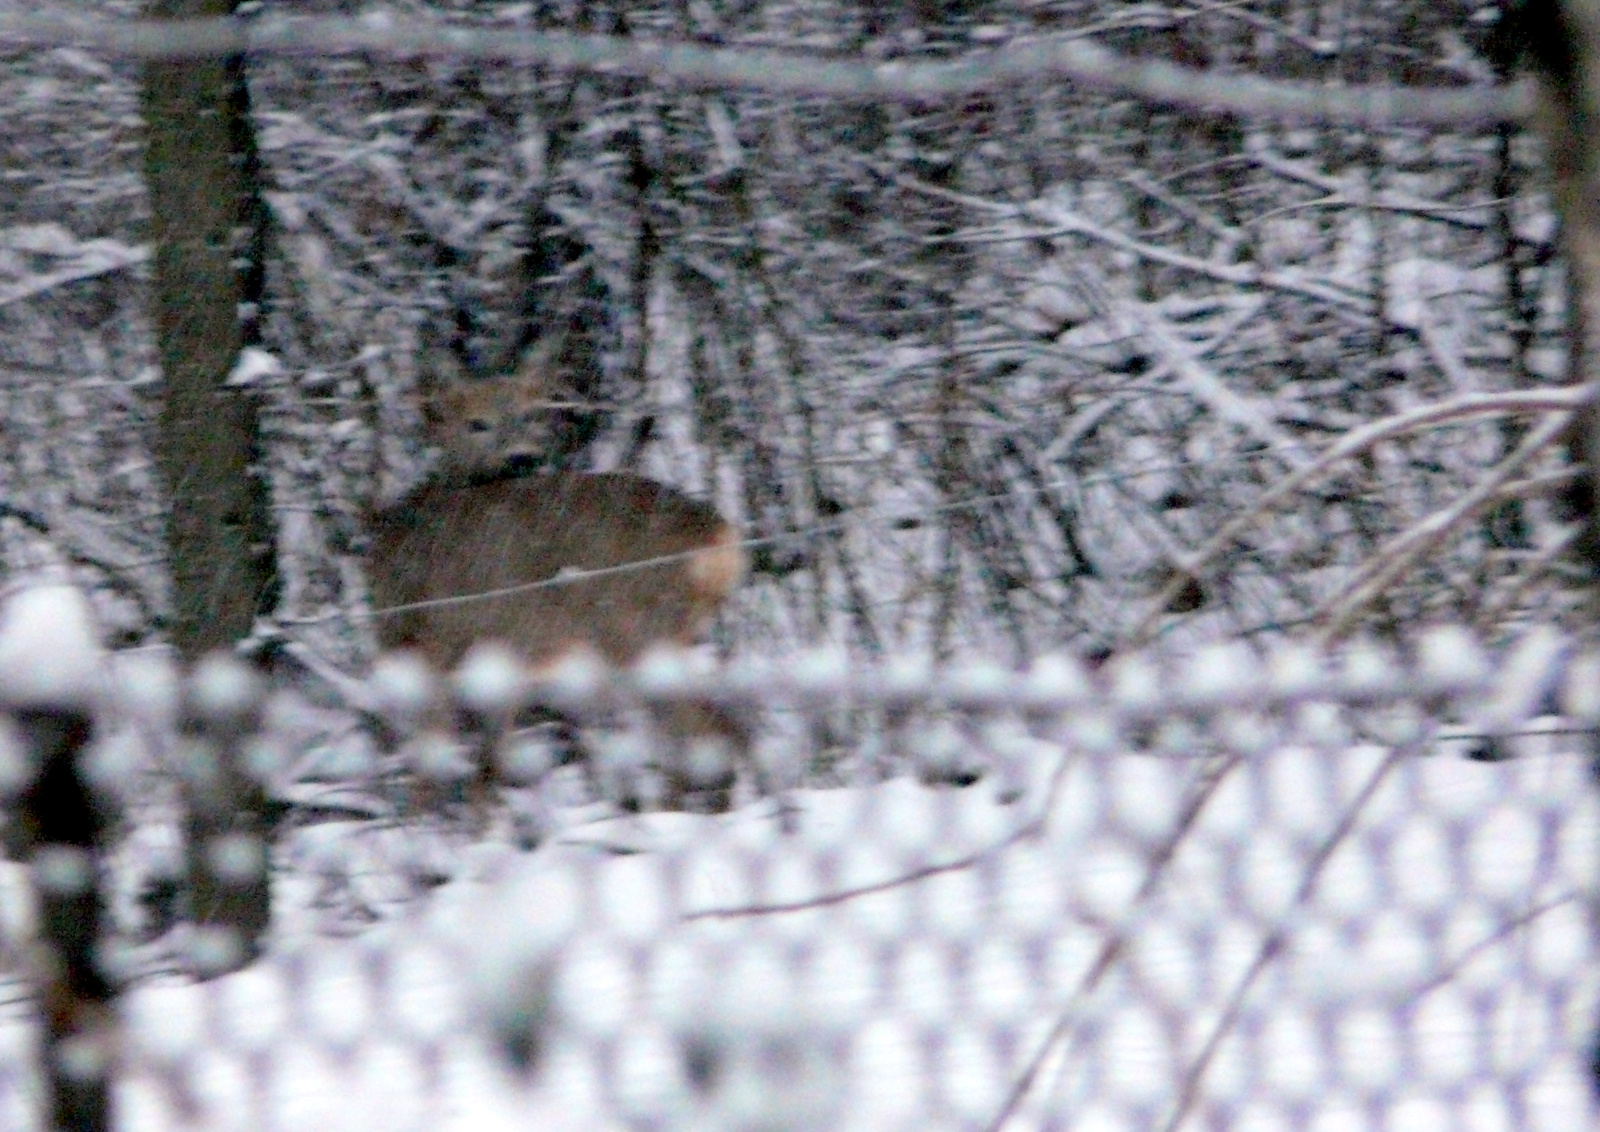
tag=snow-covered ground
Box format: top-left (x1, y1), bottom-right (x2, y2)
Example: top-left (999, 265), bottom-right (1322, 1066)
top-left (76, 727), bottom-right (1600, 1132)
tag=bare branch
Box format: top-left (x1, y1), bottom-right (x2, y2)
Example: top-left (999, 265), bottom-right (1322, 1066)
top-left (1129, 389), bottom-right (1587, 645)
top-left (985, 756), bottom-right (1241, 1132)
top-left (0, 12), bottom-right (1530, 125)
top-left (0, 235), bottom-right (147, 308)
top-left (1118, 298), bottom-right (1317, 471)
top-left (0, 503), bottom-right (163, 629)
top-left (1314, 412), bottom-right (1573, 640)
top-left (1253, 150), bottom-right (1508, 232)
top-left (1160, 747), bottom-right (1409, 1132)
top-left (902, 177), bottom-right (1378, 317)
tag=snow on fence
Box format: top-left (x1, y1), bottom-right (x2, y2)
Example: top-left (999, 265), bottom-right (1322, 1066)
top-left (0, 583), bottom-right (1595, 1131)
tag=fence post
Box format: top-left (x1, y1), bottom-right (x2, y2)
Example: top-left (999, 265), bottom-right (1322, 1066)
top-left (0, 584), bottom-right (114, 1132)
top-left (176, 653), bottom-right (273, 976)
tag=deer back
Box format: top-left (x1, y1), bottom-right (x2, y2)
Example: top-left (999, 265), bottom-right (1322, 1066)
top-left (367, 472), bottom-right (744, 672)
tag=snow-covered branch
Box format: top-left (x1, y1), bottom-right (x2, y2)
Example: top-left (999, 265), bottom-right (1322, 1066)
top-left (0, 11), bottom-right (1529, 125)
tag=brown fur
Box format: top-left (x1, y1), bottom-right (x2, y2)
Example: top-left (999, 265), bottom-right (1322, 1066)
top-left (368, 355), bottom-right (749, 810)
top-left (367, 472), bottom-right (744, 672)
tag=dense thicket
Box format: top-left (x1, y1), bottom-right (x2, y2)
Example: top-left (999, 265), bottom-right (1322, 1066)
top-left (0, 0), bottom-right (1570, 665)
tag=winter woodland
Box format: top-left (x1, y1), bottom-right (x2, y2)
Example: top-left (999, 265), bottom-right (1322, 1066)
top-left (0, 1), bottom-right (1595, 1130)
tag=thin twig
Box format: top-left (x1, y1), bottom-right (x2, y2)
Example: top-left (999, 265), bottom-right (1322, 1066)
top-left (1314, 412), bottom-right (1571, 640)
top-left (984, 755), bottom-right (1241, 1132)
top-left (685, 735), bottom-right (1078, 920)
top-left (1159, 745), bottom-right (1409, 1132)
top-left (1128, 389), bottom-right (1583, 646)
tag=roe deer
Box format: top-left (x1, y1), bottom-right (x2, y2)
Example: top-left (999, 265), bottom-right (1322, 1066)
top-left (366, 355), bottom-right (749, 809)
top-left (367, 471), bottom-right (744, 675)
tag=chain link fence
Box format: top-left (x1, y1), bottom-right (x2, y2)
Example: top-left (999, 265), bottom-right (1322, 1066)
top-left (0, 584), bottom-right (1592, 1130)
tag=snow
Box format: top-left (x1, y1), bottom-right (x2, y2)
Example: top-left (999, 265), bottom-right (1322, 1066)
top-left (89, 734), bottom-right (1600, 1132)
top-left (0, 581), bottom-right (103, 711)
top-left (0, 583), bottom-right (1584, 1129)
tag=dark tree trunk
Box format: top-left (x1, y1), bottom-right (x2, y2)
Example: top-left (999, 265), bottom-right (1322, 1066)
top-left (141, 0), bottom-right (278, 659)
top-left (141, 0), bottom-right (278, 975)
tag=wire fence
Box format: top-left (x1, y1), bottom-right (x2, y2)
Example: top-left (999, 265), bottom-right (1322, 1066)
top-left (0, 583), bottom-right (1593, 1131)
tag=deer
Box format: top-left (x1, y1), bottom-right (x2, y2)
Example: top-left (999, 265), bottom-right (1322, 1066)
top-left (364, 346), bottom-right (750, 811)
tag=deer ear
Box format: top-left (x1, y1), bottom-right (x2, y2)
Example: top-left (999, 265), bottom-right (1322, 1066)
top-left (483, 334), bottom-right (560, 423)
top-left (511, 328), bottom-right (568, 384)
top-left (418, 375), bottom-right (456, 431)
top-left (418, 341), bottom-right (468, 394)
top-left (416, 349), bottom-right (454, 420)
